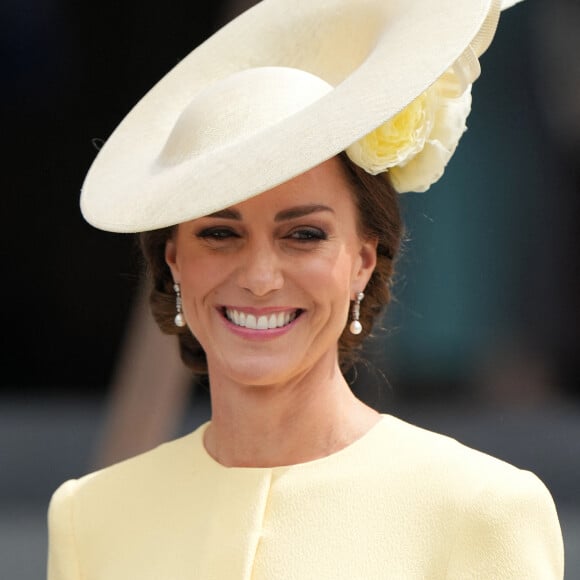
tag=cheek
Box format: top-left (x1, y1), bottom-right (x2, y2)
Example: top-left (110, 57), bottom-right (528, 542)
top-left (178, 254), bottom-right (229, 301)
top-left (297, 250), bottom-right (355, 298)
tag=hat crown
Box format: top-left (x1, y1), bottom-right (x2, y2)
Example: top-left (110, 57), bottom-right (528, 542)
top-left (158, 67), bottom-right (333, 167)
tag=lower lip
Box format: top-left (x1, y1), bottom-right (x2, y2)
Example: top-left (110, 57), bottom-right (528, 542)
top-left (220, 311), bottom-right (301, 340)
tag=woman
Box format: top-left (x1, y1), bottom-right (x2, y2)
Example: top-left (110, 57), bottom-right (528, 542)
top-left (48, 0), bottom-right (564, 578)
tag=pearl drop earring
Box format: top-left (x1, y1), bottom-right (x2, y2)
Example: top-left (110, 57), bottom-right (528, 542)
top-left (173, 283), bottom-right (187, 327)
top-left (349, 291), bottom-right (364, 335)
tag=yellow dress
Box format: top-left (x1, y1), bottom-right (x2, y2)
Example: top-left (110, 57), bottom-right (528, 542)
top-left (47, 415), bottom-right (564, 579)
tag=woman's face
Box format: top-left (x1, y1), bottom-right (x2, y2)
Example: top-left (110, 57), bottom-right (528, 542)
top-left (165, 157), bottom-right (377, 387)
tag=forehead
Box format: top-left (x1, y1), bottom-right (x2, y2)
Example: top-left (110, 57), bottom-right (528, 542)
top-left (226, 156), bottom-right (357, 216)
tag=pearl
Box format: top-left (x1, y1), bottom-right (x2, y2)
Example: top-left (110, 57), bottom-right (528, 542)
top-left (174, 313), bottom-right (186, 327)
top-left (349, 320), bottom-right (362, 335)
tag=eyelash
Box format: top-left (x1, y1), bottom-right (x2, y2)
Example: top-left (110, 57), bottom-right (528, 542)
top-left (196, 226), bottom-right (328, 242)
top-left (196, 227), bottom-right (238, 240)
top-left (287, 227), bottom-right (327, 241)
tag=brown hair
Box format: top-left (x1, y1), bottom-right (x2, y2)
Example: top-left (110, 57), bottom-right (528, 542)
top-left (139, 153), bottom-right (403, 375)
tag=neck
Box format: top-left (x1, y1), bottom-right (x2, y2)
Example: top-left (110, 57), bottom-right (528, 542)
top-left (203, 356), bottom-right (379, 468)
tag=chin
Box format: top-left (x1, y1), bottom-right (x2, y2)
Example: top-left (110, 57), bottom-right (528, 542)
top-left (206, 348), bottom-right (311, 388)
top-left (224, 359), bottom-right (295, 387)
top-left (211, 343), bottom-right (341, 389)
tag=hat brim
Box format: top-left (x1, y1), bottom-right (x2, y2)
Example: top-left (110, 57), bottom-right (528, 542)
top-left (80, 0), bottom-right (507, 233)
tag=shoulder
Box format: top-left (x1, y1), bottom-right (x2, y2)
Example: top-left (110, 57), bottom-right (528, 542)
top-left (376, 413), bottom-right (544, 486)
top-left (375, 414), bottom-right (560, 511)
top-left (370, 415), bottom-right (563, 528)
top-left (49, 422), bottom-right (207, 512)
top-left (48, 424), bottom-right (213, 578)
top-left (375, 415), bottom-right (564, 578)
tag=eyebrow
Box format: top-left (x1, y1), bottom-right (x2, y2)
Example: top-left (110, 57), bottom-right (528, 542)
top-left (274, 204), bottom-right (334, 222)
top-left (206, 208), bottom-right (241, 220)
top-left (206, 204), bottom-right (335, 222)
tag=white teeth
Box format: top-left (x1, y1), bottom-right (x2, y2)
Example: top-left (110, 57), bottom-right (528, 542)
top-left (225, 308), bottom-right (299, 330)
top-left (277, 312), bottom-right (285, 327)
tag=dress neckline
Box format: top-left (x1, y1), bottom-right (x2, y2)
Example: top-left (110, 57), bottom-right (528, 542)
top-left (190, 414), bottom-right (389, 472)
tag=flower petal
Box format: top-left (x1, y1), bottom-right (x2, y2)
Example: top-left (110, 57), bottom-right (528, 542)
top-left (390, 140), bottom-right (452, 193)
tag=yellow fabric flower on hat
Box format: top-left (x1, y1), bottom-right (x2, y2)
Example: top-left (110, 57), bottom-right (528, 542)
top-left (346, 75), bottom-right (472, 193)
top-left (347, 92), bottom-right (434, 176)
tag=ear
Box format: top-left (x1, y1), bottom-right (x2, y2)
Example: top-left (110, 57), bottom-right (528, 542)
top-left (164, 238), bottom-right (180, 283)
top-left (352, 236), bottom-right (378, 296)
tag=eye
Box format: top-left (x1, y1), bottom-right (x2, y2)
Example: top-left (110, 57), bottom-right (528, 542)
top-left (196, 227), bottom-right (239, 241)
top-left (287, 227), bottom-right (328, 242)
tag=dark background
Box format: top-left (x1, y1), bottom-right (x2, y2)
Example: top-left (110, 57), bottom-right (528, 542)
top-left (2, 0), bottom-right (226, 393)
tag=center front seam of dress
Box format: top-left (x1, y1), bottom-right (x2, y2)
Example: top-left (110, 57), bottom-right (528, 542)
top-left (197, 466), bottom-right (274, 579)
top-left (247, 469), bottom-right (274, 580)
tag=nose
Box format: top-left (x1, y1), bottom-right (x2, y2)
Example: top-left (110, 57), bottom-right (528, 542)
top-left (236, 240), bottom-right (283, 297)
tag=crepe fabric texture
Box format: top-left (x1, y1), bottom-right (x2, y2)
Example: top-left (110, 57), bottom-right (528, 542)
top-left (47, 414), bottom-right (564, 579)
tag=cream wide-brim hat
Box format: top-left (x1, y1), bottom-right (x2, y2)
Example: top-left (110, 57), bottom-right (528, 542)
top-left (80, 0), bottom-right (524, 233)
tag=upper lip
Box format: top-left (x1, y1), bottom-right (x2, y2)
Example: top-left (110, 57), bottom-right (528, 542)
top-left (219, 306), bottom-right (301, 315)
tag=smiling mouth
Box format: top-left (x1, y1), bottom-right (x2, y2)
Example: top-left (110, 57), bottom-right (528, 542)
top-left (223, 308), bottom-right (302, 330)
